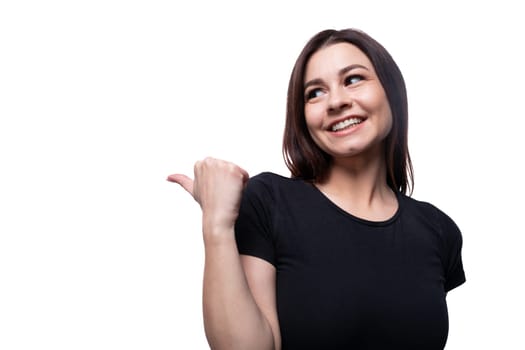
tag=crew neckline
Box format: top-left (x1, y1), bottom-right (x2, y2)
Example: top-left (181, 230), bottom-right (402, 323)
top-left (307, 181), bottom-right (402, 227)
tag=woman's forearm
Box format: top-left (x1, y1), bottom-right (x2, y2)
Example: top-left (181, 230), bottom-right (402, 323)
top-left (167, 160), bottom-right (275, 348)
top-left (202, 227), bottom-right (276, 350)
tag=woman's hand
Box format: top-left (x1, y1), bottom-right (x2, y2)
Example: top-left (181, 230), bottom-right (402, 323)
top-left (167, 157), bottom-right (249, 235)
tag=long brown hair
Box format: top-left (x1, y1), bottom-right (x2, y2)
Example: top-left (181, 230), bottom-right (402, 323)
top-left (282, 28), bottom-right (414, 195)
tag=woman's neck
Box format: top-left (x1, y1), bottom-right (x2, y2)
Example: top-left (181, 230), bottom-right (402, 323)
top-left (315, 152), bottom-right (397, 221)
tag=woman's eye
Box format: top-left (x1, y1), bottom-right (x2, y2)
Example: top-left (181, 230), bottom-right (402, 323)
top-left (306, 88), bottom-right (324, 100)
top-left (345, 75), bottom-right (363, 85)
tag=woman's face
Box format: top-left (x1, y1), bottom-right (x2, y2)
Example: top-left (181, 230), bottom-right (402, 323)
top-left (303, 42), bottom-right (392, 160)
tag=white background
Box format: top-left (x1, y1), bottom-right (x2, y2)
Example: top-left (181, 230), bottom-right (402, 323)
top-left (1, 0), bottom-right (524, 349)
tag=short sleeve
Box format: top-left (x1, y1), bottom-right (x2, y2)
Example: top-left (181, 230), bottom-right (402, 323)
top-left (234, 175), bottom-right (276, 266)
top-left (440, 211), bottom-right (466, 292)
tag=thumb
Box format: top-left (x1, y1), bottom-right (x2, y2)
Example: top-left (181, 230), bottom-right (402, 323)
top-left (167, 174), bottom-right (194, 196)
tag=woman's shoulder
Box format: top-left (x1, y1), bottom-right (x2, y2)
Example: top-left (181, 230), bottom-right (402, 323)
top-left (400, 194), bottom-right (451, 217)
top-left (248, 171), bottom-right (301, 188)
top-left (245, 171), bottom-right (308, 199)
top-left (400, 194), bottom-right (461, 236)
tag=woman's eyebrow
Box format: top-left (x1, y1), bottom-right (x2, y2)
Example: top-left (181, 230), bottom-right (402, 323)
top-left (339, 64), bottom-right (368, 76)
top-left (304, 64), bottom-right (369, 90)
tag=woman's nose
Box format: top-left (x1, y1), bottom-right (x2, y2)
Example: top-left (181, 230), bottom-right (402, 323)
top-left (327, 87), bottom-right (352, 113)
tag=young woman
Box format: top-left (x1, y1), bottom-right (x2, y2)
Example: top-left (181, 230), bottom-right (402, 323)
top-left (168, 28), bottom-right (465, 350)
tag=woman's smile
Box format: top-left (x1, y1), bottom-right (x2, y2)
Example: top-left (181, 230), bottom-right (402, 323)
top-left (328, 115), bottom-right (367, 133)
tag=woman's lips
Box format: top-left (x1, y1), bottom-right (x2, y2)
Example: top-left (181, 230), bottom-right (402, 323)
top-left (328, 116), bottom-right (366, 132)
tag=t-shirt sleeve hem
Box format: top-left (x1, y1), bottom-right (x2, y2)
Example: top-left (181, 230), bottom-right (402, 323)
top-left (238, 250), bottom-right (276, 267)
top-left (445, 275), bottom-right (466, 292)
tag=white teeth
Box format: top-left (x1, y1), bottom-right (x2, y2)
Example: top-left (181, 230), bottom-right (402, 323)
top-left (331, 118), bottom-right (363, 131)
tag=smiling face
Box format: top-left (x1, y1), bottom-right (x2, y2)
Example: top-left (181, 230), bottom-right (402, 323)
top-left (304, 42), bottom-right (393, 161)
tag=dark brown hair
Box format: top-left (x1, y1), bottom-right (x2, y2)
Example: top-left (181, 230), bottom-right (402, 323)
top-left (282, 28), bottom-right (414, 195)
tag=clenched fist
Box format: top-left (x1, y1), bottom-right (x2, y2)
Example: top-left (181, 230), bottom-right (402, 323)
top-left (168, 157), bottom-right (250, 235)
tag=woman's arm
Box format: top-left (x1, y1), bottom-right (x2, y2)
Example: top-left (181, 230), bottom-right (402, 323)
top-left (168, 158), bottom-right (280, 350)
top-left (202, 234), bottom-right (279, 349)
top-left (240, 255), bottom-right (281, 350)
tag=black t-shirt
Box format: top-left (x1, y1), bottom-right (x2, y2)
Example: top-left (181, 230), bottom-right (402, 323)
top-left (235, 172), bottom-right (466, 350)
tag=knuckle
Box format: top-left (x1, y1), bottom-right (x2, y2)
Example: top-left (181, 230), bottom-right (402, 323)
top-left (194, 161), bottom-right (201, 172)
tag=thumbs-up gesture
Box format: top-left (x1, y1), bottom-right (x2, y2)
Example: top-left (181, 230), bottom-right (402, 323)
top-left (168, 157), bottom-right (249, 235)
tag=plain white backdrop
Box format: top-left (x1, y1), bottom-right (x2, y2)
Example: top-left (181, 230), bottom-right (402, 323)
top-left (1, 0), bottom-right (524, 349)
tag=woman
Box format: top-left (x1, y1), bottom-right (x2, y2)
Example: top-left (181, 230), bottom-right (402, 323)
top-left (168, 28), bottom-right (465, 350)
